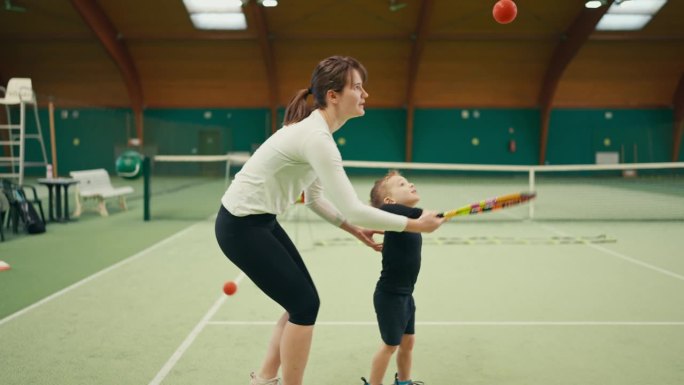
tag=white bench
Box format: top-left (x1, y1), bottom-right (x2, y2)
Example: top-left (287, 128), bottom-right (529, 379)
top-left (70, 169), bottom-right (134, 217)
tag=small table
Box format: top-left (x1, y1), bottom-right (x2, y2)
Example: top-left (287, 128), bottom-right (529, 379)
top-left (37, 178), bottom-right (80, 222)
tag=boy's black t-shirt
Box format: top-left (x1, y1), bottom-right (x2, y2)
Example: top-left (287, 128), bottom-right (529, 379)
top-left (376, 203), bottom-right (423, 294)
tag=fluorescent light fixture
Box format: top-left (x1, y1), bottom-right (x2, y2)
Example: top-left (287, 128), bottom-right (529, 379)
top-left (190, 13), bottom-right (247, 30)
top-left (585, 0), bottom-right (604, 8)
top-left (183, 0), bottom-right (247, 30)
top-left (596, 14), bottom-right (652, 30)
top-left (594, 0), bottom-right (668, 31)
top-left (607, 0), bottom-right (667, 14)
top-left (182, 0), bottom-right (243, 13)
top-left (261, 0), bottom-right (278, 7)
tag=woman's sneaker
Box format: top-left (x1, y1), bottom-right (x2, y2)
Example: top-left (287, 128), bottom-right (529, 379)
top-left (394, 372), bottom-right (424, 385)
top-left (360, 377), bottom-right (375, 385)
top-left (250, 372), bottom-right (281, 385)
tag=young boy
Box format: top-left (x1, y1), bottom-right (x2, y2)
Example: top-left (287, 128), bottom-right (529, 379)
top-left (362, 170), bottom-right (431, 385)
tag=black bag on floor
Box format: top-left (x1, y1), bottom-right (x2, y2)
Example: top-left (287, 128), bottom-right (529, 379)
top-left (13, 188), bottom-right (46, 234)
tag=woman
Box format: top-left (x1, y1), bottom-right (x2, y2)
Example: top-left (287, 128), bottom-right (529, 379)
top-left (215, 56), bottom-right (445, 385)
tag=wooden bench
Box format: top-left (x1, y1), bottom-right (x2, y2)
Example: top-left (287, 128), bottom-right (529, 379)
top-left (69, 169), bottom-right (134, 217)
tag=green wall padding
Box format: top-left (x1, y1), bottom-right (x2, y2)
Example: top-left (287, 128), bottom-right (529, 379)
top-left (1, 107), bottom-right (129, 176)
top-left (413, 108), bottom-right (539, 165)
top-left (144, 108), bottom-right (269, 175)
top-left (333, 108), bottom-right (406, 162)
top-left (547, 109), bottom-right (674, 164)
top-left (4, 106), bottom-right (679, 178)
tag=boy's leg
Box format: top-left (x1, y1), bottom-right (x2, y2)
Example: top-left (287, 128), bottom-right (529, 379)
top-left (396, 295), bottom-right (416, 383)
top-left (395, 334), bottom-right (415, 382)
top-left (369, 343), bottom-right (398, 385)
top-left (370, 291), bottom-right (409, 385)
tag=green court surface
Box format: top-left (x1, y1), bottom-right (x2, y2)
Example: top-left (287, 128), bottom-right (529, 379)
top-left (1, 176), bottom-right (683, 385)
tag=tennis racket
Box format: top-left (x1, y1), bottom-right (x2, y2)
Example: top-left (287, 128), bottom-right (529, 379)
top-left (437, 191), bottom-right (536, 219)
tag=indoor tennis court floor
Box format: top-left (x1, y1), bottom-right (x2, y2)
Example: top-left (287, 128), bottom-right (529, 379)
top-left (1, 177), bottom-right (683, 385)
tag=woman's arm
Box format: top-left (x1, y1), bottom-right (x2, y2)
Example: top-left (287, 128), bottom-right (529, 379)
top-left (404, 210), bottom-right (445, 233)
top-left (340, 221), bottom-right (384, 252)
top-left (302, 132), bottom-right (407, 231)
top-left (304, 185), bottom-right (384, 251)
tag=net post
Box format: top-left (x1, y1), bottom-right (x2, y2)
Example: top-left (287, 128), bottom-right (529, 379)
top-left (528, 167), bottom-right (535, 219)
top-left (143, 156), bottom-right (151, 221)
top-left (225, 155), bottom-right (231, 187)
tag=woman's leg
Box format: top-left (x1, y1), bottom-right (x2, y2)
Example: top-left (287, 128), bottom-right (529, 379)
top-left (271, 221), bottom-right (318, 385)
top-left (369, 343), bottom-right (398, 385)
top-left (257, 312), bottom-right (289, 379)
top-left (280, 322), bottom-right (314, 385)
top-left (215, 208), bottom-right (319, 385)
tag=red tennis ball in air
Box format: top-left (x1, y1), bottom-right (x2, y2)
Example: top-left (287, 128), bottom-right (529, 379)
top-left (493, 0), bottom-right (517, 24)
top-left (223, 281), bottom-right (238, 296)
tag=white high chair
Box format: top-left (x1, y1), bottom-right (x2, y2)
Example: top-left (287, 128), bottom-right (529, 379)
top-left (0, 78), bottom-right (49, 185)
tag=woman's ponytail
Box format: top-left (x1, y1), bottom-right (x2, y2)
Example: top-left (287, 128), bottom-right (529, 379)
top-left (283, 88), bottom-right (312, 125)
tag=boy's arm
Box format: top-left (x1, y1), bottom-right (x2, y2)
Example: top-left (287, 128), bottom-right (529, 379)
top-left (381, 204), bottom-right (423, 219)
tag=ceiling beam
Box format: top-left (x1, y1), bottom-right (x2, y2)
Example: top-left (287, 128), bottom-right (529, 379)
top-left (70, 0), bottom-right (145, 145)
top-left (537, 0), bottom-right (614, 165)
top-left (6, 32), bottom-right (684, 43)
top-left (246, 1), bottom-right (279, 135)
top-left (673, 73), bottom-right (684, 161)
top-left (405, 0), bottom-right (434, 163)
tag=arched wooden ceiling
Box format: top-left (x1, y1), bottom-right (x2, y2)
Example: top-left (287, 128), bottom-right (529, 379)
top-left (1, 0), bottom-right (682, 109)
top-left (1, 0), bottom-right (683, 159)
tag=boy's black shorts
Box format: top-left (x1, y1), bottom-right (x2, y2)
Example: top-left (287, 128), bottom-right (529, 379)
top-left (373, 290), bottom-right (415, 346)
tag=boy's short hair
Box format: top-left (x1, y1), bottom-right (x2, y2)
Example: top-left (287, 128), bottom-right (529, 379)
top-left (370, 170), bottom-right (401, 208)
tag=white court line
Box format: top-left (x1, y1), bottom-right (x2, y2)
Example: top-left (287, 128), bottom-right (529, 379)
top-left (148, 272), bottom-right (246, 385)
top-left (206, 320), bottom-right (684, 326)
top-left (538, 223), bottom-right (684, 282)
top-left (0, 223), bottom-right (202, 327)
top-left (456, 202), bottom-right (684, 283)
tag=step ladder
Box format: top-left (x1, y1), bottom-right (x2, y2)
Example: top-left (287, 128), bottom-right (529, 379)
top-left (0, 78), bottom-right (49, 185)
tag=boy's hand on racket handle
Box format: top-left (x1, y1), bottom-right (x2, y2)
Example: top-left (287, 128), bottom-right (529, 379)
top-left (405, 210), bottom-right (445, 233)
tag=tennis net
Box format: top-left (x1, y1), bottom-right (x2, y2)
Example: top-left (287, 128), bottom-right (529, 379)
top-left (339, 159), bottom-right (684, 222)
top-left (145, 153), bottom-right (684, 222)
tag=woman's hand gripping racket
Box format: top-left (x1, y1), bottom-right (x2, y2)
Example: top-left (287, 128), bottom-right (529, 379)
top-left (437, 192), bottom-right (536, 219)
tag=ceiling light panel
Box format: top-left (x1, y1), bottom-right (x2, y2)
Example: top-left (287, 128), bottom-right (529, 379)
top-left (190, 13), bottom-right (247, 30)
top-left (608, 0), bottom-right (667, 15)
top-left (596, 14), bottom-right (653, 30)
top-left (183, 0), bottom-right (244, 13)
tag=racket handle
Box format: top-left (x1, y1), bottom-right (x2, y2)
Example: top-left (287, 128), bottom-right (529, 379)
top-left (437, 213), bottom-right (445, 218)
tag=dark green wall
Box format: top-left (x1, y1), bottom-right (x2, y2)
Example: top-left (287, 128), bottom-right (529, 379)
top-left (144, 108), bottom-right (269, 175)
top-left (4, 106), bottom-right (680, 178)
top-left (145, 108), bottom-right (269, 156)
top-left (547, 109), bottom-right (674, 164)
top-left (413, 108), bottom-right (539, 164)
top-left (2, 107), bottom-right (129, 177)
top-left (333, 108), bottom-right (406, 162)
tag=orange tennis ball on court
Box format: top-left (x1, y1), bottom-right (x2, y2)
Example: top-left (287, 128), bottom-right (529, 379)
top-left (223, 281), bottom-right (238, 296)
top-left (493, 0), bottom-right (517, 24)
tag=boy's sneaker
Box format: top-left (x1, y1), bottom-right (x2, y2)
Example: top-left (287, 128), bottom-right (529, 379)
top-left (394, 372), bottom-right (424, 385)
top-left (250, 372), bottom-right (281, 385)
